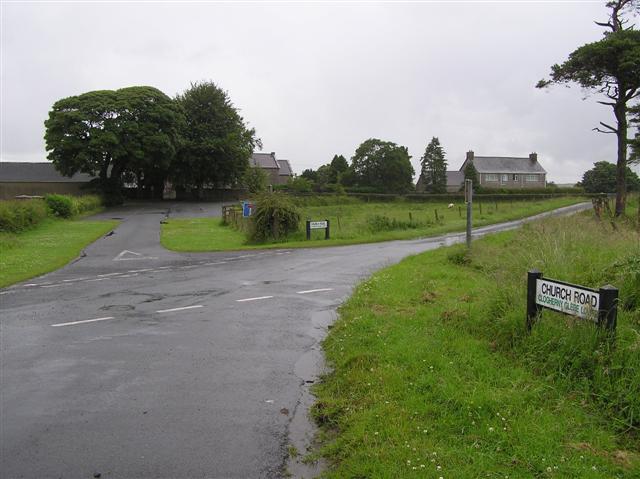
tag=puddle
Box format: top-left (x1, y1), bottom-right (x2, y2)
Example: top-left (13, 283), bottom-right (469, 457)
top-left (286, 309), bottom-right (336, 478)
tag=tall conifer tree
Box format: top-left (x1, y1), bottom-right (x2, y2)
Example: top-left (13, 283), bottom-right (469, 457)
top-left (420, 137), bottom-right (448, 193)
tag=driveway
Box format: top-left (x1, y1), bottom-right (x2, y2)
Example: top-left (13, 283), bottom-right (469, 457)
top-left (0, 201), bottom-right (590, 478)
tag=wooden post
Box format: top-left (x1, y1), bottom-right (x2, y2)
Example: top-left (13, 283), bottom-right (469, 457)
top-left (465, 179), bottom-right (473, 250)
top-left (325, 219), bottom-right (330, 240)
top-left (306, 220), bottom-right (311, 240)
top-left (526, 270), bottom-right (543, 331)
top-left (598, 285), bottom-right (618, 332)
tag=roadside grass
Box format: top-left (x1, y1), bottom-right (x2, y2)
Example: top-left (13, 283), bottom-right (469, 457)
top-left (161, 197), bottom-right (585, 252)
top-left (311, 210), bottom-right (639, 478)
top-left (0, 217), bottom-right (118, 288)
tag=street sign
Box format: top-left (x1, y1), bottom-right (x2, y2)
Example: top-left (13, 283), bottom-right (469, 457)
top-left (306, 219), bottom-right (330, 240)
top-left (535, 278), bottom-right (599, 320)
top-left (309, 220), bottom-right (328, 229)
top-left (526, 270), bottom-right (618, 332)
top-left (242, 201), bottom-right (255, 218)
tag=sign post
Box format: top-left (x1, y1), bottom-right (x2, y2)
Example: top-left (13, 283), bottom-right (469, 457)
top-left (306, 219), bottom-right (330, 240)
top-left (465, 179), bottom-right (473, 249)
top-left (526, 270), bottom-right (618, 333)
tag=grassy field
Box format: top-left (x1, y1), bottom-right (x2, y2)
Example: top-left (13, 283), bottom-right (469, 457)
top-left (0, 217), bottom-right (118, 288)
top-left (310, 206), bottom-right (639, 477)
top-left (161, 196), bottom-right (585, 251)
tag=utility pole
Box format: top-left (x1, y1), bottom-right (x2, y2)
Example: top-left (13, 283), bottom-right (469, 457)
top-left (465, 179), bottom-right (473, 250)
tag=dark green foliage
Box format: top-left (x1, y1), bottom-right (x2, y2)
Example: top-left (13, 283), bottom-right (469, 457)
top-left (366, 214), bottom-right (425, 231)
top-left (462, 161), bottom-right (479, 189)
top-left (329, 154), bottom-right (349, 183)
top-left (242, 166), bottom-right (268, 194)
top-left (250, 192), bottom-right (301, 241)
top-left (44, 86), bottom-right (182, 203)
top-left (420, 137), bottom-right (448, 193)
top-left (174, 81), bottom-right (260, 195)
top-left (350, 138), bottom-right (414, 193)
top-left (286, 176), bottom-right (313, 193)
top-left (579, 161), bottom-right (640, 192)
top-left (0, 200), bottom-right (48, 232)
top-left (45, 194), bottom-right (77, 218)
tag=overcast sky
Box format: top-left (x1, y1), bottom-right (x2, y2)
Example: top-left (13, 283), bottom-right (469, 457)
top-left (1, 1), bottom-right (638, 183)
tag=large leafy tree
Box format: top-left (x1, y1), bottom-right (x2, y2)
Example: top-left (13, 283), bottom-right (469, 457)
top-left (462, 161), bottom-right (479, 191)
top-left (536, 0), bottom-right (640, 216)
top-left (351, 138), bottom-right (414, 193)
top-left (174, 81), bottom-right (260, 196)
top-left (44, 86), bottom-right (182, 202)
top-left (117, 87), bottom-right (183, 198)
top-left (420, 137), bottom-right (448, 193)
top-left (579, 160), bottom-right (640, 192)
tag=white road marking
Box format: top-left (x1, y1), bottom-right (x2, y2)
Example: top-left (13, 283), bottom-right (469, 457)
top-left (23, 283), bottom-right (40, 287)
top-left (156, 305), bottom-right (204, 313)
top-left (236, 296), bottom-right (273, 302)
top-left (63, 277), bottom-right (89, 283)
top-left (204, 261), bottom-right (227, 265)
top-left (113, 250), bottom-right (158, 261)
top-left (98, 272), bottom-right (122, 277)
top-left (86, 277), bottom-right (109, 282)
top-left (127, 268), bottom-right (153, 273)
top-left (41, 284), bottom-right (63, 288)
top-left (156, 266), bottom-right (171, 270)
top-left (51, 316), bottom-right (115, 327)
top-left (297, 288), bottom-right (334, 294)
top-left (119, 273), bottom-right (139, 278)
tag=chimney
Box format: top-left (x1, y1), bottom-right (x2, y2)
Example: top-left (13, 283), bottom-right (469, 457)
top-left (270, 152), bottom-right (276, 157)
top-left (529, 152), bottom-right (538, 163)
top-left (466, 151), bottom-right (474, 162)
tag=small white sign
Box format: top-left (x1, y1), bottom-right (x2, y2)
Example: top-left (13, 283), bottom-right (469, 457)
top-left (309, 221), bottom-right (328, 229)
top-left (536, 279), bottom-right (599, 320)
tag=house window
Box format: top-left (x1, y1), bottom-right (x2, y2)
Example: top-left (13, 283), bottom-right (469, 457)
top-left (485, 174), bottom-right (498, 182)
top-left (513, 174), bottom-right (518, 181)
top-left (501, 174), bottom-right (509, 182)
top-left (525, 174), bottom-right (538, 182)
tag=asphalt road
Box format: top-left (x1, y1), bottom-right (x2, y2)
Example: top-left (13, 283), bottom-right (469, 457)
top-left (0, 201), bottom-right (590, 479)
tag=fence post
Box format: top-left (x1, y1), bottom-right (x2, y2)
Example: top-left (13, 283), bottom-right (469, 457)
top-left (598, 285), bottom-right (618, 333)
top-left (325, 219), bottom-right (330, 240)
top-left (306, 220), bottom-right (311, 240)
top-left (527, 270), bottom-right (543, 331)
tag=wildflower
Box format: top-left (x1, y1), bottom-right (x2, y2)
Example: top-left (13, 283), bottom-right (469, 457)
top-left (489, 427), bottom-right (494, 432)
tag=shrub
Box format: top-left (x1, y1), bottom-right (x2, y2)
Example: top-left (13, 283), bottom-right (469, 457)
top-left (366, 214), bottom-right (420, 231)
top-left (73, 194), bottom-right (102, 214)
top-left (250, 192), bottom-right (301, 241)
top-left (45, 194), bottom-right (77, 218)
top-left (0, 199), bottom-right (48, 232)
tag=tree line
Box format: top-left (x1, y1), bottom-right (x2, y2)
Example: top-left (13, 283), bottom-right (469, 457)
top-left (45, 81), bottom-right (259, 204)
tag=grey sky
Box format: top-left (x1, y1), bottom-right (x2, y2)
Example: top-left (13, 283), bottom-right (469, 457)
top-left (1, 1), bottom-right (636, 182)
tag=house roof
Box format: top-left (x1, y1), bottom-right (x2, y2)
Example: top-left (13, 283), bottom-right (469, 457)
top-left (277, 160), bottom-right (293, 176)
top-left (250, 152), bottom-right (279, 169)
top-left (447, 171), bottom-right (464, 186)
top-left (464, 156), bottom-right (546, 174)
top-left (0, 162), bottom-right (96, 183)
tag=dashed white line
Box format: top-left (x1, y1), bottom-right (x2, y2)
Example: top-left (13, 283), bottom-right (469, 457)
top-left (156, 305), bottom-right (204, 313)
top-left (23, 283), bottom-right (40, 287)
top-left (98, 272), bottom-right (122, 277)
top-left (86, 277), bottom-right (109, 282)
top-left (127, 268), bottom-right (153, 273)
top-left (41, 284), bottom-right (63, 288)
top-left (204, 261), bottom-right (227, 265)
top-left (236, 296), bottom-right (274, 303)
top-left (51, 316), bottom-right (115, 327)
top-left (297, 288), bottom-right (334, 294)
top-left (63, 277), bottom-right (89, 283)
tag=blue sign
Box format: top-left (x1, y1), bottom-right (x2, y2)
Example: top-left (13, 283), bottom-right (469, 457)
top-left (242, 201), bottom-right (255, 218)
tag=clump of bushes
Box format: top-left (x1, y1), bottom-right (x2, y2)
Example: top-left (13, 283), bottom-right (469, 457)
top-left (0, 199), bottom-right (48, 232)
top-left (0, 194), bottom-right (103, 233)
top-left (250, 192), bottom-right (301, 241)
top-left (366, 214), bottom-right (431, 231)
top-left (45, 194), bottom-right (77, 218)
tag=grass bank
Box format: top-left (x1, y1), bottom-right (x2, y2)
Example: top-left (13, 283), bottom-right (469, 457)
top-left (311, 208), bottom-right (639, 477)
top-left (0, 217), bottom-right (118, 288)
top-left (161, 197), bottom-right (585, 252)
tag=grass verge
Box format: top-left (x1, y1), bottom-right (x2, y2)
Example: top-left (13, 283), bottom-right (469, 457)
top-left (161, 197), bottom-right (585, 252)
top-left (0, 217), bottom-right (118, 288)
top-left (311, 209), bottom-right (639, 478)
